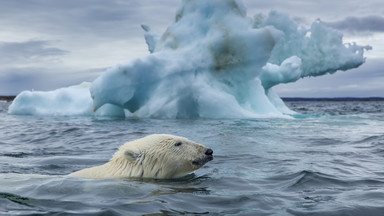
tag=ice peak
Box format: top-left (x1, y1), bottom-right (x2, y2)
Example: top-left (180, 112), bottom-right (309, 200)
top-left (9, 0), bottom-right (370, 118)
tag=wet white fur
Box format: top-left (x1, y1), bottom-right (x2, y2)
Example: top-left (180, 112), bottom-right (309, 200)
top-left (69, 134), bottom-right (209, 179)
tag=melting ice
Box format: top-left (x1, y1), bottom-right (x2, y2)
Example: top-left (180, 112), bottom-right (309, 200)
top-left (8, 0), bottom-right (371, 118)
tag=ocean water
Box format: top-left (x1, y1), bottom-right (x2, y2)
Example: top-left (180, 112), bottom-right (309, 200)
top-left (0, 100), bottom-right (384, 216)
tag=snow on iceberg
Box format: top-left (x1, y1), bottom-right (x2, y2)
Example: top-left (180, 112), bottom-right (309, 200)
top-left (9, 0), bottom-right (371, 118)
top-left (9, 82), bottom-right (93, 116)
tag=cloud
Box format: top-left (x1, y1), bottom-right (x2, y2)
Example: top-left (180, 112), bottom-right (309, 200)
top-left (324, 16), bottom-right (384, 33)
top-left (274, 58), bottom-right (384, 97)
top-left (0, 0), bottom-right (382, 97)
top-left (0, 66), bottom-right (103, 95)
top-left (0, 0), bottom-right (176, 41)
top-left (0, 40), bottom-right (69, 64)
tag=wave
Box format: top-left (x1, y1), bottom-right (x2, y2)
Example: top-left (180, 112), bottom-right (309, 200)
top-left (287, 206), bottom-right (384, 216)
top-left (0, 192), bottom-right (32, 207)
top-left (267, 170), bottom-right (384, 191)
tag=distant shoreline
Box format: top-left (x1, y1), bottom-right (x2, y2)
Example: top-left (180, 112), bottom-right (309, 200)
top-left (0, 96), bottom-right (16, 101)
top-left (1, 95), bottom-right (383, 102)
top-left (282, 97), bottom-right (384, 101)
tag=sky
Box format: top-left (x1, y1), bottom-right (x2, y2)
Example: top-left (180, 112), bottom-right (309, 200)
top-left (0, 0), bottom-right (383, 97)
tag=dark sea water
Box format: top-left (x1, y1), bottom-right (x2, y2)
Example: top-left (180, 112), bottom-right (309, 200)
top-left (0, 100), bottom-right (384, 216)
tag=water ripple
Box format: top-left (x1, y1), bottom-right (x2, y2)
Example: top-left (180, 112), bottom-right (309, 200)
top-left (1, 101), bottom-right (384, 215)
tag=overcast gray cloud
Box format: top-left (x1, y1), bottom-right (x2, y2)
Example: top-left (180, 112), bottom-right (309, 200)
top-left (0, 0), bottom-right (176, 40)
top-left (274, 58), bottom-right (384, 97)
top-left (324, 16), bottom-right (384, 33)
top-left (0, 40), bottom-right (68, 64)
top-left (243, 0), bottom-right (384, 22)
top-left (0, 66), bottom-right (103, 95)
top-left (0, 0), bottom-right (383, 97)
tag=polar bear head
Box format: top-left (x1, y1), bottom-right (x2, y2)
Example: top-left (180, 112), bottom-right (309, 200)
top-left (112, 134), bottom-right (213, 179)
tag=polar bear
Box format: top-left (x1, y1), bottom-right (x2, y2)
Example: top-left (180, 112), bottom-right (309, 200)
top-left (69, 134), bottom-right (213, 179)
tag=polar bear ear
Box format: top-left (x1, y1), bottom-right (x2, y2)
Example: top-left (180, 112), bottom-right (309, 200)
top-left (124, 149), bottom-right (141, 162)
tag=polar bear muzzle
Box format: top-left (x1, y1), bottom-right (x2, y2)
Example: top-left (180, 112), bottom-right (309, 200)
top-left (192, 148), bottom-right (213, 166)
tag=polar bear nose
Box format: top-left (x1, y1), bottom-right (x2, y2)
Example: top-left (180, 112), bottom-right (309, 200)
top-left (205, 148), bottom-right (213, 156)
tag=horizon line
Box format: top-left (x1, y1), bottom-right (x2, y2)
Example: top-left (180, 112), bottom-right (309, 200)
top-left (1, 95), bottom-right (384, 102)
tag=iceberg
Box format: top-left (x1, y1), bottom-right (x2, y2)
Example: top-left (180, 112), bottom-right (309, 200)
top-left (8, 0), bottom-right (371, 118)
top-left (9, 82), bottom-right (93, 116)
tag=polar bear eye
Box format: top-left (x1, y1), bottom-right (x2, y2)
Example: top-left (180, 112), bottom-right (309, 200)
top-left (174, 141), bottom-right (182, 147)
